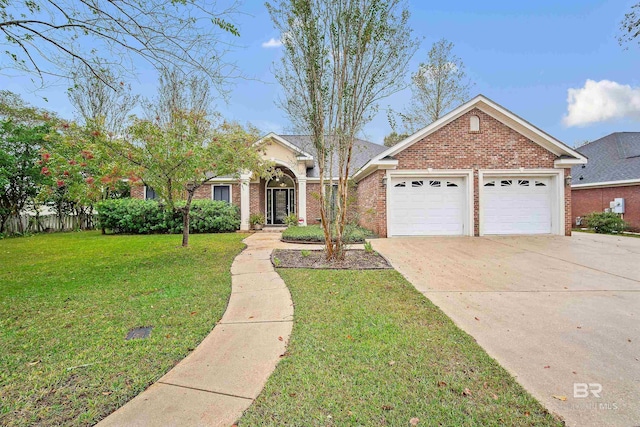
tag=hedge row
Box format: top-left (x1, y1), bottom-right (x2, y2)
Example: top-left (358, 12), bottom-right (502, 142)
top-left (281, 224), bottom-right (373, 243)
top-left (96, 199), bottom-right (240, 234)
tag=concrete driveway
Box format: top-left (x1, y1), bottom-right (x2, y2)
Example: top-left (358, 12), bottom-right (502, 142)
top-left (372, 232), bottom-right (640, 427)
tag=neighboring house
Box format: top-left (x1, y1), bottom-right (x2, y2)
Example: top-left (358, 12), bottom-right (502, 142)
top-left (132, 95), bottom-right (586, 236)
top-left (571, 132), bottom-right (640, 231)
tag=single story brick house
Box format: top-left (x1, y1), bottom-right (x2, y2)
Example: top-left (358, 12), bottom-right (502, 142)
top-left (571, 132), bottom-right (640, 231)
top-left (132, 95), bottom-right (587, 236)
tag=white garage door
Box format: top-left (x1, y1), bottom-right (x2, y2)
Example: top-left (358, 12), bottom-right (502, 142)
top-left (482, 177), bottom-right (552, 235)
top-left (389, 177), bottom-right (466, 236)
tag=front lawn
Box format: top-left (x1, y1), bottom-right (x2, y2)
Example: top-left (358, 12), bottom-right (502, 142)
top-left (281, 224), bottom-right (373, 243)
top-left (0, 231), bottom-right (246, 427)
top-left (240, 269), bottom-right (561, 426)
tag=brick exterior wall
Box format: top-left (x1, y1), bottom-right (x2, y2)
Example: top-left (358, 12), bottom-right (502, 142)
top-left (130, 182), bottom-right (240, 207)
top-left (356, 170), bottom-right (386, 236)
top-left (249, 181), bottom-right (264, 218)
top-left (358, 108), bottom-right (572, 236)
top-left (564, 169), bottom-right (572, 235)
top-left (572, 185), bottom-right (640, 232)
top-left (130, 184), bottom-right (144, 199)
top-left (306, 183), bottom-right (322, 225)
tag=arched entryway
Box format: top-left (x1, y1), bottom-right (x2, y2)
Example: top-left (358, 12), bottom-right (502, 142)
top-left (266, 172), bottom-right (296, 225)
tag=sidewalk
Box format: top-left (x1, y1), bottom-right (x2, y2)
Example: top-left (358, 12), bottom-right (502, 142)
top-left (97, 233), bottom-right (292, 427)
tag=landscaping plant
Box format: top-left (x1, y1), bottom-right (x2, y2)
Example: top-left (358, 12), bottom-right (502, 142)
top-left (585, 211), bottom-right (627, 234)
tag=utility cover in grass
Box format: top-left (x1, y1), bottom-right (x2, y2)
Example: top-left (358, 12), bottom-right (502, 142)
top-left (126, 326), bottom-right (153, 340)
top-left (272, 249), bottom-right (392, 270)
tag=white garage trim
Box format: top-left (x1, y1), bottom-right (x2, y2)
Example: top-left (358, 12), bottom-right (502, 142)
top-left (386, 169), bottom-right (474, 237)
top-left (478, 169), bottom-right (565, 236)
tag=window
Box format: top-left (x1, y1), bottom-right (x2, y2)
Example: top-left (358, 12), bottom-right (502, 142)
top-left (484, 181), bottom-right (495, 187)
top-left (518, 180), bottom-right (530, 186)
top-left (213, 185), bottom-right (231, 203)
top-left (429, 180), bottom-right (441, 187)
top-left (411, 180), bottom-right (424, 187)
top-left (394, 182), bottom-right (406, 187)
top-left (446, 181), bottom-right (459, 187)
top-left (534, 181), bottom-right (547, 187)
top-left (145, 186), bottom-right (158, 200)
top-left (500, 180), bottom-right (512, 187)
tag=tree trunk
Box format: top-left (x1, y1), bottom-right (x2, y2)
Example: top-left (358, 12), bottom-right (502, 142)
top-left (181, 191), bottom-right (194, 247)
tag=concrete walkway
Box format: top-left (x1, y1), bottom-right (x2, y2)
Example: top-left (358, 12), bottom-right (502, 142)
top-left (97, 233), bottom-right (292, 427)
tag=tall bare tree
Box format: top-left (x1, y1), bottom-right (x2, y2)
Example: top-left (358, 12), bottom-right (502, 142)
top-left (147, 68), bottom-right (216, 129)
top-left (394, 38), bottom-right (472, 133)
top-left (67, 62), bottom-right (139, 135)
top-left (0, 0), bottom-right (241, 89)
top-left (268, 0), bottom-right (418, 260)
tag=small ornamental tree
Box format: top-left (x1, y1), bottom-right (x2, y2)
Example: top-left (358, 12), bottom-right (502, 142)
top-left (268, 0), bottom-right (418, 260)
top-left (38, 121), bottom-right (109, 230)
top-left (110, 113), bottom-right (272, 246)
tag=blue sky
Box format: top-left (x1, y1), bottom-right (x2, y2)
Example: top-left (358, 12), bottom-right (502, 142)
top-left (4, 0), bottom-right (640, 147)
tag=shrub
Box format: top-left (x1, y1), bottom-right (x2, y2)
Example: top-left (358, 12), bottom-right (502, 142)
top-left (96, 199), bottom-right (167, 234)
top-left (585, 212), bottom-right (627, 234)
top-left (96, 199), bottom-right (240, 234)
top-left (249, 213), bottom-right (265, 226)
top-left (284, 213), bottom-right (299, 227)
top-left (364, 241), bottom-right (374, 254)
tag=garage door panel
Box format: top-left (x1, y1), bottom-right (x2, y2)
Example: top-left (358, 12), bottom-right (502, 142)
top-left (389, 176), bottom-right (466, 236)
top-left (482, 176), bottom-right (552, 235)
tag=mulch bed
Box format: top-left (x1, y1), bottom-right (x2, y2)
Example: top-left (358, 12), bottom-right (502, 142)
top-left (272, 249), bottom-right (392, 270)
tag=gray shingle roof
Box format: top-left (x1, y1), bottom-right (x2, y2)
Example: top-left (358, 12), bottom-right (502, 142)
top-left (572, 132), bottom-right (640, 185)
top-left (278, 134), bottom-right (386, 178)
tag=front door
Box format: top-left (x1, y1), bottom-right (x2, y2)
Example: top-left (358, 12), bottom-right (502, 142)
top-left (272, 189), bottom-right (289, 225)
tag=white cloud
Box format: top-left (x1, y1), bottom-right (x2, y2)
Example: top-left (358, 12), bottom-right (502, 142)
top-left (261, 38), bottom-right (282, 48)
top-left (563, 79), bottom-right (640, 127)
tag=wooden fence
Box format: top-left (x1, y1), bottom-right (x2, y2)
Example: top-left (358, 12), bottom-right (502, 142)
top-left (3, 214), bottom-right (96, 234)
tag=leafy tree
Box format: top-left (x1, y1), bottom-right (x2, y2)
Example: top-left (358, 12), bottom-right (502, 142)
top-left (0, 92), bottom-right (55, 233)
top-left (0, 0), bottom-right (241, 88)
top-left (111, 112), bottom-right (272, 246)
top-left (0, 120), bottom-right (52, 232)
top-left (394, 38), bottom-right (472, 134)
top-left (267, 0), bottom-right (418, 260)
top-left (383, 131), bottom-right (408, 147)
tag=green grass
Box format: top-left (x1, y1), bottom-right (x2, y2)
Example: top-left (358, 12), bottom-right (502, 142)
top-left (240, 269), bottom-right (561, 426)
top-left (573, 228), bottom-right (640, 238)
top-left (281, 225), bottom-right (373, 243)
top-left (0, 231), bottom-right (246, 427)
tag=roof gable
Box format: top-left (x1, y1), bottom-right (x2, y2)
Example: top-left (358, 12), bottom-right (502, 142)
top-left (256, 132), bottom-right (314, 160)
top-left (365, 95), bottom-right (587, 166)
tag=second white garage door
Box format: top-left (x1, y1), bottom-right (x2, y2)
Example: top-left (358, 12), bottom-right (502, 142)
top-left (482, 177), bottom-right (552, 235)
top-left (389, 177), bottom-right (466, 236)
